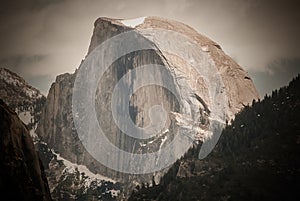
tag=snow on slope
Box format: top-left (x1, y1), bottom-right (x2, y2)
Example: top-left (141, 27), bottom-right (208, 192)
top-left (46, 148), bottom-right (122, 198)
top-left (54, 151), bottom-right (116, 184)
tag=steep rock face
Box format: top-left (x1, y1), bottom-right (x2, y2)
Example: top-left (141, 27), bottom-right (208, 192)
top-left (37, 73), bottom-right (79, 161)
top-left (0, 99), bottom-right (52, 201)
top-left (36, 16), bottom-right (259, 189)
top-left (137, 17), bottom-right (259, 115)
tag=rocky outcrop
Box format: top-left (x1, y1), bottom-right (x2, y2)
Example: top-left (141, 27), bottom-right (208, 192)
top-left (0, 99), bottom-right (52, 201)
top-left (0, 68), bottom-right (46, 133)
top-left (36, 16), bottom-right (259, 195)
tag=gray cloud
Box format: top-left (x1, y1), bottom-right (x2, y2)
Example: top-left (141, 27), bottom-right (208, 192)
top-left (0, 54), bottom-right (47, 68)
top-left (249, 58), bottom-right (300, 96)
top-left (0, 0), bottom-right (299, 96)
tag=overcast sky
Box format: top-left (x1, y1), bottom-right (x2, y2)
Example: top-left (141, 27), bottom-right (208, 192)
top-left (0, 0), bottom-right (299, 96)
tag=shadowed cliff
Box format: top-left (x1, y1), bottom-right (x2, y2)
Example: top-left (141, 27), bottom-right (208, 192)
top-left (0, 99), bottom-right (52, 201)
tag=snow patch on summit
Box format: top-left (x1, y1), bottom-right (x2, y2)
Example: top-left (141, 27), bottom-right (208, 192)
top-left (120, 17), bottom-right (146, 28)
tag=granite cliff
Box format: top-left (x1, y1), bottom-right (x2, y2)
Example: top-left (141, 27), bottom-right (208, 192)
top-left (36, 16), bottom-right (260, 198)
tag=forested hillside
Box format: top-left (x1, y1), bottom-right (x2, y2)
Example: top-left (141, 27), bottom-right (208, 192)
top-left (129, 74), bottom-right (300, 201)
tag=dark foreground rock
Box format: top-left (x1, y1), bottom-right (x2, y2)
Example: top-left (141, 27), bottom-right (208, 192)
top-left (0, 99), bottom-right (52, 201)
